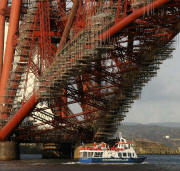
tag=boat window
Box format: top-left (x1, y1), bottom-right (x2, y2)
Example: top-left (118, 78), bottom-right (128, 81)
top-left (83, 152), bottom-right (87, 158)
top-left (94, 152), bottom-right (103, 157)
top-left (94, 152), bottom-right (98, 157)
top-left (125, 144), bottom-right (128, 149)
top-left (123, 153), bottom-right (127, 157)
top-left (128, 153), bottom-right (131, 158)
top-left (88, 152), bottom-right (94, 157)
top-left (80, 152), bottom-right (83, 158)
top-left (118, 153), bottom-right (122, 158)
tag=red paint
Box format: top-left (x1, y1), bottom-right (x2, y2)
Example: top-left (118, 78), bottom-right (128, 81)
top-left (0, 0), bottom-right (8, 78)
top-left (0, 93), bottom-right (38, 140)
top-left (99, 0), bottom-right (170, 41)
top-left (0, 0), bottom-right (172, 140)
top-left (0, 0), bottom-right (21, 118)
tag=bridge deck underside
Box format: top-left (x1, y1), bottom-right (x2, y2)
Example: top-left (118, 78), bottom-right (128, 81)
top-left (0, 0), bottom-right (179, 143)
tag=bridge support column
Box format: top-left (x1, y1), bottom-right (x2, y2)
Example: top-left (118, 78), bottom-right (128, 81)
top-left (0, 141), bottom-right (19, 160)
top-left (42, 143), bottom-right (74, 159)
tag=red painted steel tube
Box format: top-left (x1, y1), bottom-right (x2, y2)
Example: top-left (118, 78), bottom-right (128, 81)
top-left (0, 93), bottom-right (38, 140)
top-left (0, 0), bottom-right (79, 140)
top-left (0, 0), bottom-right (21, 117)
top-left (0, 0), bottom-right (171, 140)
top-left (0, 0), bottom-right (8, 79)
top-left (99, 0), bottom-right (170, 41)
top-left (57, 0), bottom-right (79, 117)
top-left (58, 0), bottom-right (79, 50)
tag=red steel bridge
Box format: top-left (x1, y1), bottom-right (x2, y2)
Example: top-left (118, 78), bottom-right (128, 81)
top-left (0, 0), bottom-right (179, 144)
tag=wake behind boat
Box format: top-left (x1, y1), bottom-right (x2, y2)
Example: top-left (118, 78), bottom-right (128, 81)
top-left (79, 133), bottom-right (146, 164)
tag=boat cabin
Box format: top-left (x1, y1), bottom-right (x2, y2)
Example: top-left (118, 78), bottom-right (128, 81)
top-left (80, 149), bottom-right (137, 159)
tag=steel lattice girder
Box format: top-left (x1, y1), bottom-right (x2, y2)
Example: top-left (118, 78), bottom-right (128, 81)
top-left (0, 0), bottom-right (179, 142)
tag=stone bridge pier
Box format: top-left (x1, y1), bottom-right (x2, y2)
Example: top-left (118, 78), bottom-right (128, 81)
top-left (0, 141), bottom-right (19, 160)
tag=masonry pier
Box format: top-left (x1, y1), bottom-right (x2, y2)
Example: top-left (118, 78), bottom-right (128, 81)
top-left (0, 141), bottom-right (19, 160)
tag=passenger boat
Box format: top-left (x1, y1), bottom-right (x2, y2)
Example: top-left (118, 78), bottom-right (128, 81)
top-left (79, 133), bottom-right (146, 164)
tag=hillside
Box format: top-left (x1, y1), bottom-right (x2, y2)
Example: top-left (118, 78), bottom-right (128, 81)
top-left (116, 122), bottom-right (180, 149)
top-left (134, 139), bottom-right (179, 154)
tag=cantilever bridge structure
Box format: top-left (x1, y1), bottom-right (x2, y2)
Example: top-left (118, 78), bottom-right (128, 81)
top-left (0, 0), bottom-right (179, 159)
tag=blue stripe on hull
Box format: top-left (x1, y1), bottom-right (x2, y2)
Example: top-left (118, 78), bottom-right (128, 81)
top-left (79, 157), bottom-right (146, 164)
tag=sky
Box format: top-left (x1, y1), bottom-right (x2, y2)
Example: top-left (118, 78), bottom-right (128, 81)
top-left (124, 34), bottom-right (180, 123)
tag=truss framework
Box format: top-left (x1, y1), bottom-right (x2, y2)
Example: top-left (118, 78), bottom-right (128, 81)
top-left (0, 0), bottom-right (179, 142)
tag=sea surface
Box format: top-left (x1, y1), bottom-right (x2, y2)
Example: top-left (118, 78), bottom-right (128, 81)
top-left (0, 154), bottom-right (180, 171)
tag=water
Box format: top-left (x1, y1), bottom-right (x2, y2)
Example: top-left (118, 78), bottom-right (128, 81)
top-left (0, 155), bottom-right (180, 171)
